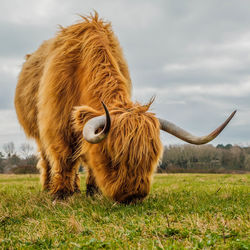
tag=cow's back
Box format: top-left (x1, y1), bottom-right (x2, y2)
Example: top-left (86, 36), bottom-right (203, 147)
top-left (15, 40), bottom-right (52, 139)
top-left (15, 15), bottom-right (132, 149)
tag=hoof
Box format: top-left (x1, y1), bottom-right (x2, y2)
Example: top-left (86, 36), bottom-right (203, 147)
top-left (86, 184), bottom-right (99, 197)
top-left (74, 188), bottom-right (81, 194)
top-left (42, 184), bottom-right (51, 192)
top-left (43, 188), bottom-right (50, 193)
top-left (53, 190), bottom-right (73, 200)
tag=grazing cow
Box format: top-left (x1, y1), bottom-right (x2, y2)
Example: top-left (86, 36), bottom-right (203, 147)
top-left (15, 13), bottom-right (236, 203)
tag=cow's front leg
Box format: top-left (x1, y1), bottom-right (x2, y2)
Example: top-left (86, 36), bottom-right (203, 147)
top-left (37, 151), bottom-right (51, 191)
top-left (36, 143), bottom-right (51, 191)
top-left (50, 159), bottom-right (78, 200)
top-left (86, 168), bottom-right (100, 197)
top-left (74, 171), bottom-right (81, 193)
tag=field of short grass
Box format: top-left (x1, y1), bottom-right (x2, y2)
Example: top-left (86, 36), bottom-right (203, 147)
top-left (0, 174), bottom-right (249, 249)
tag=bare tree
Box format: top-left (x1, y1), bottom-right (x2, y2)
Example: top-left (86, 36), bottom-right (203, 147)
top-left (3, 142), bottom-right (15, 157)
top-left (20, 143), bottom-right (34, 159)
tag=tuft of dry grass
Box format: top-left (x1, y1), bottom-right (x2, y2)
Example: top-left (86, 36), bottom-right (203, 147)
top-left (68, 215), bottom-right (83, 233)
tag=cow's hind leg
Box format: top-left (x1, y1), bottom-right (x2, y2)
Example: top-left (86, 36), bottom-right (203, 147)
top-left (86, 168), bottom-right (100, 197)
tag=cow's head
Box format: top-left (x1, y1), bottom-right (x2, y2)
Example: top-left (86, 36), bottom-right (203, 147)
top-left (73, 102), bottom-right (236, 203)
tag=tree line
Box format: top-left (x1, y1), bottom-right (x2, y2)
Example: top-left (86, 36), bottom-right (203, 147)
top-left (0, 142), bottom-right (38, 174)
top-left (158, 144), bottom-right (250, 173)
top-left (1, 142), bottom-right (249, 174)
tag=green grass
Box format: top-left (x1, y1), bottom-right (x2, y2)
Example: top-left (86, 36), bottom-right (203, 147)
top-left (0, 174), bottom-right (249, 249)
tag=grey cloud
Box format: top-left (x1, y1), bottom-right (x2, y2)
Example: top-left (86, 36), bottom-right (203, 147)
top-left (0, 22), bottom-right (55, 57)
top-left (0, 70), bottom-right (18, 109)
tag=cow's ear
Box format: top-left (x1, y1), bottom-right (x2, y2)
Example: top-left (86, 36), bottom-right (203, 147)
top-left (72, 105), bottom-right (101, 132)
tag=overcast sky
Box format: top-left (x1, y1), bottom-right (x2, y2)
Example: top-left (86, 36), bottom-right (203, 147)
top-left (0, 0), bottom-right (249, 153)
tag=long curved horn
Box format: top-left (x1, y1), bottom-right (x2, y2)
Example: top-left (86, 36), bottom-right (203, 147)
top-left (83, 102), bottom-right (111, 144)
top-left (158, 110), bottom-right (236, 145)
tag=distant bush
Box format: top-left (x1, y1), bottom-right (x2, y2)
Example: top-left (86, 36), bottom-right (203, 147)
top-left (10, 165), bottom-right (39, 174)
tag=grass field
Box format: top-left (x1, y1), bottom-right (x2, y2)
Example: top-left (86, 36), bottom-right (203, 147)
top-left (0, 174), bottom-right (249, 249)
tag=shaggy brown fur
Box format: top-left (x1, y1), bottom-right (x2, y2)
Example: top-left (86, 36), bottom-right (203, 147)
top-left (15, 12), bottom-right (163, 203)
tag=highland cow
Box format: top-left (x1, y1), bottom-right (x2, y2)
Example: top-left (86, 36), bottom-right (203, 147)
top-left (15, 13), bottom-right (236, 203)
